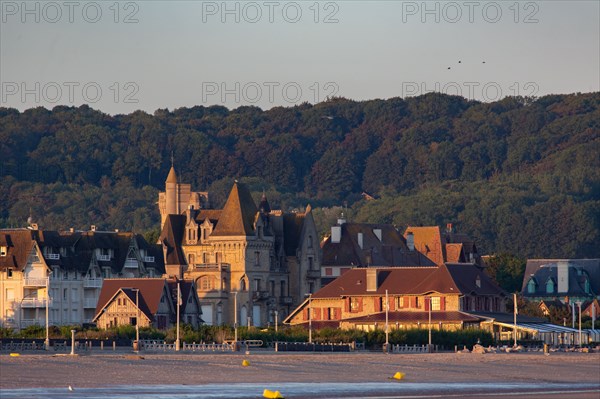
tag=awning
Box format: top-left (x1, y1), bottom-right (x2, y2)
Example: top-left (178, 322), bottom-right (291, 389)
top-left (494, 322), bottom-right (581, 334)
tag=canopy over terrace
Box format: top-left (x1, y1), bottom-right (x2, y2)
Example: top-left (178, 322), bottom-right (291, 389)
top-left (493, 321), bottom-right (586, 346)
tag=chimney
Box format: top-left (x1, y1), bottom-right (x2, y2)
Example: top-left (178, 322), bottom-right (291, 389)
top-left (30, 223), bottom-right (39, 231)
top-left (446, 223), bottom-right (453, 233)
top-left (90, 225), bottom-right (96, 232)
top-left (557, 261), bottom-right (569, 293)
top-left (337, 212), bottom-right (346, 226)
top-left (406, 232), bottom-right (415, 251)
top-left (357, 232), bottom-right (363, 249)
top-left (366, 269), bottom-right (378, 292)
top-left (373, 229), bottom-right (382, 242)
top-left (331, 226), bottom-right (342, 243)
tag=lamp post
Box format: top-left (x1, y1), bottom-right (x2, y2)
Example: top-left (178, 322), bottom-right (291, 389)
top-left (385, 290), bottom-right (389, 352)
top-left (234, 291), bottom-right (238, 343)
top-left (132, 288), bottom-right (140, 351)
top-left (308, 293), bottom-right (312, 344)
top-left (175, 282), bottom-right (180, 351)
top-left (428, 296), bottom-right (432, 350)
top-left (45, 271), bottom-right (52, 350)
top-left (577, 301), bottom-right (582, 347)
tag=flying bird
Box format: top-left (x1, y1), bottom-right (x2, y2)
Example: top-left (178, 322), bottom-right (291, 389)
top-left (458, 61), bottom-right (462, 63)
top-left (68, 386), bottom-right (74, 392)
top-left (447, 67), bottom-right (451, 70)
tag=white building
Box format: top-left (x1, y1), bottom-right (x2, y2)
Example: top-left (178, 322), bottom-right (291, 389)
top-left (0, 226), bottom-right (164, 330)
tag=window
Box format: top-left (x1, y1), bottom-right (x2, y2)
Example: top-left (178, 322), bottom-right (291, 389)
top-left (325, 268), bottom-right (332, 276)
top-left (130, 317), bottom-right (137, 326)
top-left (203, 253), bottom-right (208, 263)
top-left (63, 288), bottom-right (68, 300)
top-left (188, 254), bottom-right (195, 265)
top-left (584, 278), bottom-right (591, 294)
top-left (253, 279), bottom-right (261, 291)
top-left (0, 246), bottom-right (7, 256)
top-left (431, 297), bottom-right (441, 311)
top-left (254, 251), bottom-right (260, 266)
top-left (350, 297), bottom-right (360, 312)
top-left (308, 257), bottom-right (314, 270)
top-left (527, 278), bottom-right (536, 294)
top-left (280, 281), bottom-right (286, 297)
top-left (475, 276), bottom-right (481, 288)
top-left (269, 280), bottom-right (275, 296)
top-left (546, 279), bottom-right (555, 294)
top-left (308, 235), bottom-right (313, 249)
top-left (7, 268), bottom-right (13, 278)
top-left (200, 276), bottom-right (214, 291)
top-left (240, 278), bottom-right (247, 291)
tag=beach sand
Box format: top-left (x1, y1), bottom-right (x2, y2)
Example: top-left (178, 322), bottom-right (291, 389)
top-left (1, 350), bottom-right (599, 389)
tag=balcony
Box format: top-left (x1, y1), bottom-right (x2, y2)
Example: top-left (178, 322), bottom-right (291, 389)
top-left (21, 298), bottom-right (50, 308)
top-left (24, 278), bottom-right (47, 287)
top-left (83, 278), bottom-right (102, 288)
top-left (306, 269), bottom-right (321, 279)
top-left (280, 296), bottom-right (293, 305)
top-left (124, 259), bottom-right (138, 268)
top-left (252, 291), bottom-right (270, 301)
top-left (194, 263), bottom-right (230, 271)
top-left (21, 319), bottom-right (45, 327)
top-left (97, 255), bottom-right (111, 262)
top-left (45, 253), bottom-right (60, 260)
top-left (83, 298), bottom-right (97, 308)
top-left (144, 256), bottom-right (155, 262)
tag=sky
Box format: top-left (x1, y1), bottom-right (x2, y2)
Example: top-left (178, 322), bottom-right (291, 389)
top-left (1, 0), bottom-right (599, 114)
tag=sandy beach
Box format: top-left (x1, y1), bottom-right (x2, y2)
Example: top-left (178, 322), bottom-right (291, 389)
top-left (1, 350), bottom-right (599, 390)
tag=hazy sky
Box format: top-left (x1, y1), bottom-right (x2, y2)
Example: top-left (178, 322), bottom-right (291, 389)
top-left (1, 0), bottom-right (599, 114)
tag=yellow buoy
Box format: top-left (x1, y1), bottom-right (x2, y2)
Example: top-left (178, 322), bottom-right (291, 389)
top-left (242, 359), bottom-right (250, 367)
top-left (263, 389), bottom-right (284, 398)
top-left (391, 372), bottom-right (405, 380)
top-left (9, 353), bottom-right (20, 357)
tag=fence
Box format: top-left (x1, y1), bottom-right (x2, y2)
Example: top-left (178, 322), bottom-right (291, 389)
top-left (275, 342), bottom-right (351, 352)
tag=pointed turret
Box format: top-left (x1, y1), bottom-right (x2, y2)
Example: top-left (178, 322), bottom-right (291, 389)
top-left (166, 166), bottom-right (178, 184)
top-left (259, 191), bottom-right (271, 214)
top-left (212, 181), bottom-right (258, 236)
top-left (165, 166), bottom-right (178, 216)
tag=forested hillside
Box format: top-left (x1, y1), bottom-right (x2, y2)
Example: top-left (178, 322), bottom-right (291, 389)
top-left (1, 92), bottom-right (598, 258)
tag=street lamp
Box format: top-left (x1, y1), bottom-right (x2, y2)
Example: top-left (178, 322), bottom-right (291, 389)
top-left (234, 291), bottom-right (238, 343)
top-left (132, 288), bottom-right (140, 351)
top-left (428, 296), bottom-right (432, 350)
top-left (45, 271), bottom-right (52, 350)
top-left (385, 290), bottom-right (389, 352)
top-left (577, 301), bottom-right (582, 347)
top-left (308, 293), bottom-right (312, 344)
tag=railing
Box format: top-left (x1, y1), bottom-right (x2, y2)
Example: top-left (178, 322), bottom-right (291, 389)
top-left (307, 269), bottom-right (321, 278)
top-left (21, 298), bottom-right (49, 308)
top-left (194, 263), bottom-right (230, 270)
top-left (392, 344), bottom-right (430, 353)
top-left (23, 278), bottom-right (47, 286)
top-left (83, 298), bottom-right (97, 308)
top-left (83, 278), bottom-right (103, 288)
top-left (124, 259), bottom-right (138, 267)
top-left (45, 253), bottom-right (60, 260)
top-left (20, 319), bottom-right (45, 327)
top-left (139, 340), bottom-right (236, 352)
top-left (280, 296), bottom-right (293, 305)
top-left (144, 256), bottom-right (155, 262)
top-left (97, 255), bottom-right (110, 261)
top-left (252, 291), bottom-right (270, 301)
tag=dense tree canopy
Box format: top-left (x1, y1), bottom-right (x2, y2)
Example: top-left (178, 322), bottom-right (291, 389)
top-left (1, 92), bottom-right (598, 259)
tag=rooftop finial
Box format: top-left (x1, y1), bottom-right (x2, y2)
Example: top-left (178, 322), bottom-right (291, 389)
top-left (171, 150), bottom-right (174, 168)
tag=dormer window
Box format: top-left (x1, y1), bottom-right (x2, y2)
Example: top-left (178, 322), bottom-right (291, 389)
top-left (527, 278), bottom-right (537, 294)
top-left (308, 235), bottom-right (313, 249)
top-left (546, 278), bottom-right (555, 294)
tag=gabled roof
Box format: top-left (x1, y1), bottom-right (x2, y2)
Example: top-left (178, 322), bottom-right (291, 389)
top-left (166, 280), bottom-right (198, 314)
top-left (445, 263), bottom-right (506, 296)
top-left (521, 259), bottom-right (600, 298)
top-left (322, 223), bottom-right (435, 267)
top-left (94, 278), bottom-right (172, 321)
top-left (0, 230), bottom-right (37, 271)
top-left (159, 215), bottom-right (187, 265)
top-left (212, 182), bottom-right (257, 236)
top-left (312, 265), bottom-right (463, 299)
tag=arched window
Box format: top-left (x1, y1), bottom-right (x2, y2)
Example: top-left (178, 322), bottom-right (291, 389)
top-left (188, 253), bottom-right (195, 266)
top-left (199, 276), bottom-right (215, 291)
top-left (240, 277), bottom-right (247, 291)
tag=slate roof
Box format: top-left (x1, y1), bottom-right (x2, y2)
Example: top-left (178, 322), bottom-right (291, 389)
top-left (94, 278), bottom-right (171, 321)
top-left (166, 166), bottom-right (178, 183)
top-left (1, 228), bottom-right (162, 274)
top-left (521, 259), bottom-right (600, 298)
top-left (212, 182), bottom-right (257, 236)
top-left (0, 229), bottom-right (37, 271)
top-left (166, 280), bottom-right (197, 314)
top-left (159, 215), bottom-right (187, 265)
top-left (283, 213), bottom-right (306, 257)
top-left (445, 263), bottom-right (506, 296)
top-left (321, 223), bottom-right (435, 268)
top-left (312, 266), bottom-right (457, 298)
